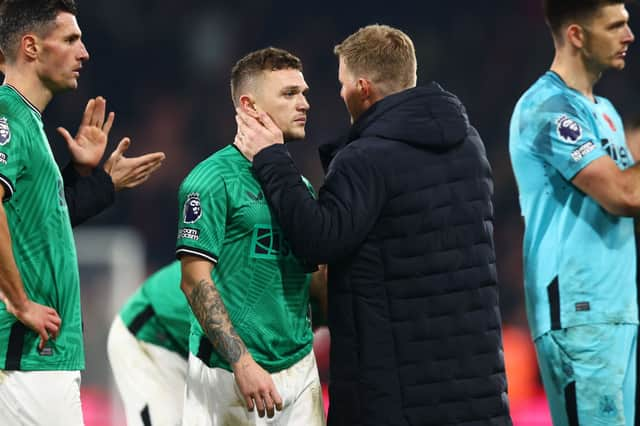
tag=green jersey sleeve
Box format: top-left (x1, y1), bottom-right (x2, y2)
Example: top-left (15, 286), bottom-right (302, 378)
top-left (175, 166), bottom-right (228, 263)
top-left (0, 115), bottom-right (26, 200)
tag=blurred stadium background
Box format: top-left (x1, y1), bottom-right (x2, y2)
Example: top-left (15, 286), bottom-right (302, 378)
top-left (35, 1), bottom-right (640, 424)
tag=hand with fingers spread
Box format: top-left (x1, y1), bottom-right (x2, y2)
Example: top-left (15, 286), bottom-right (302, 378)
top-left (57, 96), bottom-right (115, 176)
top-left (104, 138), bottom-right (165, 191)
top-left (3, 297), bottom-right (61, 351)
top-left (234, 107), bottom-right (284, 162)
top-left (232, 352), bottom-right (284, 418)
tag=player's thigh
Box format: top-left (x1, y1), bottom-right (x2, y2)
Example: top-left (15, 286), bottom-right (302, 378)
top-left (280, 352), bottom-right (325, 426)
top-left (0, 369), bottom-right (83, 426)
top-left (182, 353), bottom-right (251, 426)
top-left (535, 324), bottom-right (635, 426)
top-left (138, 341), bottom-right (187, 426)
top-left (109, 317), bottom-right (185, 426)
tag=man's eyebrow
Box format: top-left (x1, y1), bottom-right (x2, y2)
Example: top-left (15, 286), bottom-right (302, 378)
top-left (281, 85), bottom-right (310, 93)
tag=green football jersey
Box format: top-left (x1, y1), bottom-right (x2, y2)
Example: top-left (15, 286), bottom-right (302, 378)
top-left (0, 85), bottom-right (83, 371)
top-left (176, 145), bottom-right (313, 373)
top-left (119, 260), bottom-right (191, 358)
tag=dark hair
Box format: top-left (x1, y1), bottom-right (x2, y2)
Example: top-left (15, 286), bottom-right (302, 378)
top-left (0, 0), bottom-right (78, 61)
top-left (543, 0), bottom-right (627, 36)
top-left (230, 47), bottom-right (302, 106)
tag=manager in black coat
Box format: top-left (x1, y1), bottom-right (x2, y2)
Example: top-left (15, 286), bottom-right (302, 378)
top-left (235, 24), bottom-right (511, 426)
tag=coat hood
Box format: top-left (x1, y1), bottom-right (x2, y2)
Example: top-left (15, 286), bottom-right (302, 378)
top-left (319, 83), bottom-right (471, 171)
top-left (350, 82), bottom-right (470, 149)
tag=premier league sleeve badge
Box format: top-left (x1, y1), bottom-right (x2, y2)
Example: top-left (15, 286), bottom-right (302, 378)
top-left (183, 192), bottom-right (202, 224)
top-left (0, 118), bottom-right (11, 146)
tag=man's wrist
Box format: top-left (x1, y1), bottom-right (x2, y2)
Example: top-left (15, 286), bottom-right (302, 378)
top-left (6, 293), bottom-right (29, 316)
top-left (231, 351), bottom-right (253, 372)
top-left (72, 163), bottom-right (92, 177)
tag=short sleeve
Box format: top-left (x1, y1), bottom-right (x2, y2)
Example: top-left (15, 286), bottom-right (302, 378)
top-left (534, 111), bottom-right (607, 181)
top-left (175, 170), bottom-right (228, 263)
top-left (0, 115), bottom-right (25, 201)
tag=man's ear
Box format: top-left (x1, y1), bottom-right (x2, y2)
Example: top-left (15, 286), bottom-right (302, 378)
top-left (357, 78), bottom-right (372, 101)
top-left (21, 34), bottom-right (39, 61)
top-left (239, 95), bottom-right (260, 118)
top-left (566, 24), bottom-right (586, 49)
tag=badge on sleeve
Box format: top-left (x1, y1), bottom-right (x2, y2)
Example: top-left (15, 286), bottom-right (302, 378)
top-left (183, 192), bottom-right (202, 223)
top-left (0, 118), bottom-right (11, 146)
top-left (556, 115), bottom-right (582, 144)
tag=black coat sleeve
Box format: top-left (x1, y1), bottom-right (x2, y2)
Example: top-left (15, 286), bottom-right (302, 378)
top-left (252, 143), bottom-right (386, 265)
top-left (62, 163), bottom-right (115, 228)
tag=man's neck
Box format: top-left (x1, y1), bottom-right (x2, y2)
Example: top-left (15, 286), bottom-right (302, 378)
top-left (3, 67), bottom-right (52, 113)
top-left (549, 51), bottom-right (601, 102)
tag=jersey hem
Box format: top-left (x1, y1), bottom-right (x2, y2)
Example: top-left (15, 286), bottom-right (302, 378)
top-left (6, 362), bottom-right (85, 371)
top-left (192, 341), bottom-right (314, 374)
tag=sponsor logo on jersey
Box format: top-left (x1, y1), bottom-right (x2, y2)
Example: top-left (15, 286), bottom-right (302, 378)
top-left (246, 190), bottom-right (264, 201)
top-left (556, 115), bottom-right (582, 143)
top-left (602, 113), bottom-right (617, 132)
top-left (251, 225), bottom-right (291, 259)
top-left (0, 152), bottom-right (7, 165)
top-left (0, 118), bottom-right (11, 146)
top-left (570, 141), bottom-right (596, 162)
top-left (178, 227), bottom-right (200, 241)
top-left (183, 192), bottom-right (202, 223)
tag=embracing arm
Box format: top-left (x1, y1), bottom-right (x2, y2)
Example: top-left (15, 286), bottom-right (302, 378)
top-left (252, 144), bottom-right (384, 264)
top-left (235, 109), bottom-right (384, 264)
top-left (179, 255), bottom-right (283, 417)
top-left (0, 188), bottom-right (61, 350)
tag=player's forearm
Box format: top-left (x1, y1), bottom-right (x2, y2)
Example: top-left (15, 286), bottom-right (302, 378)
top-left (619, 163), bottom-right (640, 215)
top-left (0, 204), bottom-right (28, 311)
top-left (181, 275), bottom-right (248, 365)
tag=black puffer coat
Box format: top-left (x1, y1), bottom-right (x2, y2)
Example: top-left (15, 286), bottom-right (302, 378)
top-left (253, 83), bottom-right (511, 426)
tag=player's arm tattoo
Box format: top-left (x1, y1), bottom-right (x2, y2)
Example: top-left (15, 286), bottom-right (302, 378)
top-left (186, 278), bottom-right (247, 364)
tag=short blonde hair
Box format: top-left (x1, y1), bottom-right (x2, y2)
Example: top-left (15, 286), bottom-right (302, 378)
top-left (334, 24), bottom-right (417, 95)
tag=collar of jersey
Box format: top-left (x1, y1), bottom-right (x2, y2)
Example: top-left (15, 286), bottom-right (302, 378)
top-left (545, 71), bottom-right (599, 105)
top-left (3, 84), bottom-right (42, 119)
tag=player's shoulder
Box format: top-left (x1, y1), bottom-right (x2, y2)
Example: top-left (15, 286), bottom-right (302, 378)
top-left (180, 146), bottom-right (236, 191)
top-left (0, 87), bottom-right (40, 144)
top-left (518, 73), bottom-right (583, 117)
top-left (0, 86), bottom-right (35, 118)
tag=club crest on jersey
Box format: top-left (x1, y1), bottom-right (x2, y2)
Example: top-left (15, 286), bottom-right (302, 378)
top-left (0, 118), bottom-right (11, 146)
top-left (183, 193), bottom-right (202, 224)
top-left (556, 115), bottom-right (581, 143)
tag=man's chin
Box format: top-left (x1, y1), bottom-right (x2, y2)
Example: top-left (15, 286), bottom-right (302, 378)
top-left (283, 131), bottom-right (306, 143)
top-left (51, 80), bottom-right (78, 94)
top-left (610, 59), bottom-right (626, 70)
